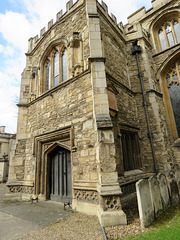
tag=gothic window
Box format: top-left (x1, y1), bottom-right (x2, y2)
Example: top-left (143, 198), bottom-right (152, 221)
top-left (46, 61), bottom-right (51, 90)
top-left (166, 61), bottom-right (180, 137)
top-left (158, 19), bottom-right (180, 51)
top-left (121, 130), bottom-right (141, 171)
top-left (43, 45), bottom-right (68, 92)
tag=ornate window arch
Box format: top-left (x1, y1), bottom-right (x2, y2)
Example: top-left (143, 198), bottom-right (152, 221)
top-left (161, 58), bottom-right (180, 139)
top-left (42, 43), bottom-right (68, 92)
top-left (152, 12), bottom-right (180, 52)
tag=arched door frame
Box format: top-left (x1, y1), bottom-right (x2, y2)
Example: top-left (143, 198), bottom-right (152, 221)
top-left (33, 127), bottom-right (74, 198)
top-left (44, 142), bottom-right (71, 200)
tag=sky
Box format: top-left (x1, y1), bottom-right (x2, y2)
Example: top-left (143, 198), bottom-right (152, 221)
top-left (0, 0), bottom-right (152, 133)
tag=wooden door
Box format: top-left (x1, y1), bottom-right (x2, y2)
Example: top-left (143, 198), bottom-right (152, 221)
top-left (50, 148), bottom-right (72, 203)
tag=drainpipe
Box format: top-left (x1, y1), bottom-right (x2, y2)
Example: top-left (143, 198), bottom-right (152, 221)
top-left (130, 40), bottom-right (158, 174)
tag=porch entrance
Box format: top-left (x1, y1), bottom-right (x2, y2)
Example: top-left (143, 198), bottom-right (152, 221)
top-left (49, 147), bottom-right (72, 203)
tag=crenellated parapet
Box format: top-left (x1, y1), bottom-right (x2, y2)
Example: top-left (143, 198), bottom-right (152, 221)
top-left (99, 0), bottom-right (124, 33)
top-left (28, 0), bottom-right (80, 53)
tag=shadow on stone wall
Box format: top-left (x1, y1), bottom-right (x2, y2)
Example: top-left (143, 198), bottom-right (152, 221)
top-left (136, 168), bottom-right (180, 228)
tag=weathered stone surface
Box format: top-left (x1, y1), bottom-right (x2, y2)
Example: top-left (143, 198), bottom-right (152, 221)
top-left (157, 173), bottom-right (170, 210)
top-left (167, 171), bottom-right (179, 205)
top-left (136, 179), bottom-right (154, 228)
top-left (149, 176), bottom-right (163, 217)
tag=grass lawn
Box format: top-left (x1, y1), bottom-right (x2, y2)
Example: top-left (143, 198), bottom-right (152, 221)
top-left (126, 203), bottom-right (180, 240)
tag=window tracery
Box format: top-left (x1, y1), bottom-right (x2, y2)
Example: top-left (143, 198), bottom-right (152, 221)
top-left (158, 19), bottom-right (180, 51)
top-left (43, 45), bottom-right (68, 92)
top-left (165, 60), bottom-right (180, 138)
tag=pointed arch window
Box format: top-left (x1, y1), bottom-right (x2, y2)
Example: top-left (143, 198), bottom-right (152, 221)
top-left (43, 45), bottom-right (68, 92)
top-left (165, 60), bottom-right (180, 138)
top-left (158, 19), bottom-right (180, 51)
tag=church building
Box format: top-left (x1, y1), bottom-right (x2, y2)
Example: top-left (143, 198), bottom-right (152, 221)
top-left (6, 0), bottom-right (180, 226)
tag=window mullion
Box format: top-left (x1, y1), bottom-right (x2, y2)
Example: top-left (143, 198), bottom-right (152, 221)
top-left (176, 62), bottom-right (180, 83)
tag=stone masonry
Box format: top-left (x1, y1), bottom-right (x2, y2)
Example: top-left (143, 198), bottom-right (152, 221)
top-left (6, 0), bottom-right (180, 226)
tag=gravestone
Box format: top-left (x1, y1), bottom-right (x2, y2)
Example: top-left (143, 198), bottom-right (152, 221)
top-left (167, 171), bottom-right (179, 204)
top-left (149, 176), bottom-right (163, 217)
top-left (175, 169), bottom-right (180, 196)
top-left (136, 179), bottom-right (154, 228)
top-left (157, 173), bottom-right (170, 210)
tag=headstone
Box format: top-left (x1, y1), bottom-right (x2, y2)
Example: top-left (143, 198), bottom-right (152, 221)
top-left (157, 173), bottom-right (170, 210)
top-left (167, 171), bottom-right (179, 204)
top-left (149, 176), bottom-right (163, 217)
top-left (136, 179), bottom-right (154, 228)
top-left (175, 169), bottom-right (180, 196)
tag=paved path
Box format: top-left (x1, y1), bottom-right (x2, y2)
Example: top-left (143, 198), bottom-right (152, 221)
top-left (0, 184), bottom-right (73, 240)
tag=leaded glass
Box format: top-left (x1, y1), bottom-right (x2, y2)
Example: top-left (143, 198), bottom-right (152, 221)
top-left (172, 72), bottom-right (178, 82)
top-left (62, 49), bottom-right (67, 81)
top-left (166, 74), bottom-right (171, 85)
top-left (46, 61), bottom-right (51, 90)
top-left (158, 29), bottom-right (167, 50)
top-left (168, 84), bottom-right (180, 137)
top-left (166, 24), bottom-right (175, 47)
top-left (53, 51), bottom-right (59, 86)
top-left (174, 21), bottom-right (180, 43)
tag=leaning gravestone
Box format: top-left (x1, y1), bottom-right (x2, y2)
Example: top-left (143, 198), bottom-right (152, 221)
top-left (167, 171), bottom-right (179, 205)
top-left (157, 173), bottom-right (170, 210)
top-left (149, 176), bottom-right (163, 218)
top-left (136, 179), bottom-right (154, 228)
top-left (175, 169), bottom-right (180, 196)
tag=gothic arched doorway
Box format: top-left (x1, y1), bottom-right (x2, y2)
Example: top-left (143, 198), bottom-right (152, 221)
top-left (48, 146), bottom-right (72, 203)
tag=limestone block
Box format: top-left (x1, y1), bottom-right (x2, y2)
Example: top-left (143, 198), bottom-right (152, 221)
top-left (136, 179), bottom-right (154, 228)
top-left (66, 0), bottom-right (73, 11)
top-left (98, 207), bottom-right (127, 226)
top-left (82, 119), bottom-right (93, 131)
top-left (40, 27), bottom-right (45, 37)
top-left (149, 176), bottom-right (163, 217)
top-left (101, 1), bottom-right (108, 13)
top-left (56, 10), bottom-right (63, 21)
top-left (157, 173), bottom-right (170, 210)
top-left (86, 0), bottom-right (97, 14)
top-left (48, 19), bottom-right (53, 29)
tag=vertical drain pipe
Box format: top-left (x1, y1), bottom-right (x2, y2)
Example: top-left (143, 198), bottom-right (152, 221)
top-left (130, 40), bottom-right (158, 174)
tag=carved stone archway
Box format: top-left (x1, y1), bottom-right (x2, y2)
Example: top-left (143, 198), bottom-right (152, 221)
top-left (33, 126), bottom-right (74, 198)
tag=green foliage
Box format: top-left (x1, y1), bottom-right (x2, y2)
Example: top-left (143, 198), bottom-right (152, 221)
top-left (126, 203), bottom-right (180, 240)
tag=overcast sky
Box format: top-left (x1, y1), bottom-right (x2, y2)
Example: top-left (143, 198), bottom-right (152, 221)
top-left (0, 0), bottom-right (152, 133)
